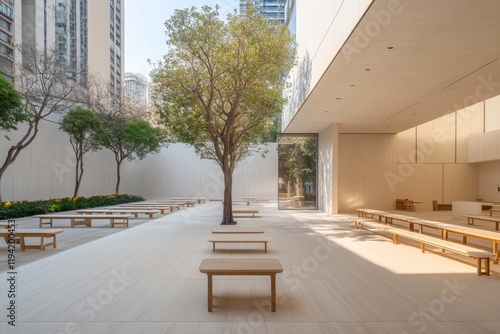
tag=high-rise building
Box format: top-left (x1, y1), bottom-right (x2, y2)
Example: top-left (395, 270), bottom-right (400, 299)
top-left (86, 0), bottom-right (124, 98)
top-left (124, 72), bottom-right (148, 106)
top-left (0, 0), bottom-right (19, 81)
top-left (239, 0), bottom-right (287, 25)
top-left (1, 0), bottom-right (124, 96)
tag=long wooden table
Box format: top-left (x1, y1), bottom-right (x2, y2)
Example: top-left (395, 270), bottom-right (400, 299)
top-left (199, 258), bottom-right (283, 312)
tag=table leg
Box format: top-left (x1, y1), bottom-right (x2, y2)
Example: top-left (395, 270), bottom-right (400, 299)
top-left (494, 242), bottom-right (499, 265)
top-left (208, 274), bottom-right (213, 312)
top-left (271, 273), bottom-right (276, 312)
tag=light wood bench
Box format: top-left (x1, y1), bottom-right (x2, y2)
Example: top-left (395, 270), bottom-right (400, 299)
top-left (392, 228), bottom-right (495, 276)
top-left (242, 197), bottom-right (270, 203)
top-left (0, 229), bottom-right (64, 251)
top-left (490, 209), bottom-right (500, 216)
top-left (36, 214), bottom-right (132, 228)
top-left (212, 228), bottom-right (264, 234)
top-left (76, 209), bottom-right (160, 218)
top-left (113, 206), bottom-right (174, 214)
top-left (433, 200), bottom-right (452, 211)
top-left (199, 258), bottom-right (283, 312)
top-left (207, 236), bottom-right (272, 252)
top-left (233, 209), bottom-right (259, 217)
top-left (463, 214), bottom-right (500, 230)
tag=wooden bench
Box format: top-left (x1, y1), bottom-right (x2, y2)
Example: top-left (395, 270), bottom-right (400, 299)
top-left (433, 200), bottom-right (452, 211)
top-left (36, 214), bottom-right (132, 228)
top-left (76, 209), bottom-right (160, 218)
top-left (242, 197), bottom-right (270, 203)
top-left (463, 214), bottom-right (500, 230)
top-left (353, 218), bottom-right (392, 231)
top-left (115, 204), bottom-right (181, 213)
top-left (207, 236), bottom-right (271, 252)
top-left (391, 229), bottom-right (495, 276)
top-left (0, 229), bottom-right (64, 251)
top-left (233, 209), bottom-right (259, 217)
top-left (199, 258), bottom-right (283, 312)
top-left (212, 228), bottom-right (264, 234)
top-left (490, 208), bottom-right (500, 216)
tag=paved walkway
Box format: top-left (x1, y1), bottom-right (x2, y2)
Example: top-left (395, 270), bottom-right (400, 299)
top-left (1, 202), bottom-right (499, 333)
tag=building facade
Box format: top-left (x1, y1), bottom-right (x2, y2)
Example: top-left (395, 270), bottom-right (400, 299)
top-left (0, 0), bottom-right (123, 92)
top-left (124, 72), bottom-right (148, 106)
top-left (239, 0), bottom-right (287, 25)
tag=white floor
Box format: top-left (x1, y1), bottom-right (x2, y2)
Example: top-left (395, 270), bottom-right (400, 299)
top-left (1, 202), bottom-right (500, 334)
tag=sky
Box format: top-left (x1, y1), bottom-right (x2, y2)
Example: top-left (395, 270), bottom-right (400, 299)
top-left (124, 0), bottom-right (238, 81)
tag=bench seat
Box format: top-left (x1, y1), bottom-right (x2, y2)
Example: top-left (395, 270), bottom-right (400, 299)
top-left (463, 214), bottom-right (500, 230)
top-left (392, 229), bottom-right (495, 276)
top-left (0, 229), bottom-right (64, 251)
top-left (207, 236), bottom-right (271, 252)
top-left (36, 214), bottom-right (132, 228)
top-left (76, 209), bottom-right (160, 218)
top-left (199, 258), bottom-right (283, 312)
top-left (233, 209), bottom-right (259, 217)
top-left (212, 228), bottom-right (264, 234)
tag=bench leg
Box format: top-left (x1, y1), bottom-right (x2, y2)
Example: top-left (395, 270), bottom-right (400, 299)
top-left (271, 273), bottom-right (276, 312)
top-left (477, 258), bottom-right (490, 276)
top-left (264, 242), bottom-right (267, 253)
top-left (207, 274), bottom-right (213, 312)
top-left (212, 242), bottom-right (216, 252)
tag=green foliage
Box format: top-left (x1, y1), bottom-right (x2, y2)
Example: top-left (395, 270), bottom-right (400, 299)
top-left (151, 5), bottom-right (296, 167)
top-left (0, 194), bottom-right (144, 220)
top-left (60, 107), bottom-right (104, 151)
top-left (0, 75), bottom-right (27, 131)
top-left (98, 117), bottom-right (164, 162)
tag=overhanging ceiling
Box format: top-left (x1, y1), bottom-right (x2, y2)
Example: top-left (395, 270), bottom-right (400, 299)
top-left (284, 0), bottom-right (500, 134)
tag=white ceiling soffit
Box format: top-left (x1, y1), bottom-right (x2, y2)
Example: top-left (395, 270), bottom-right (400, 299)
top-left (284, 0), bottom-right (500, 134)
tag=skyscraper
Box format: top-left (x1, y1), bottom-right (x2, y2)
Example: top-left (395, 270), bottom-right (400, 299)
top-left (1, 0), bottom-right (124, 96)
top-left (124, 72), bottom-right (148, 106)
top-left (0, 0), bottom-right (19, 81)
top-left (239, 0), bottom-right (287, 25)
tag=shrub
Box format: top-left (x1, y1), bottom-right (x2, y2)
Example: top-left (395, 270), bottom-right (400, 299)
top-left (0, 194), bottom-right (144, 220)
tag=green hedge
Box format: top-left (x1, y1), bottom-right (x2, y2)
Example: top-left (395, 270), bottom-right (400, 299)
top-left (0, 194), bottom-right (144, 220)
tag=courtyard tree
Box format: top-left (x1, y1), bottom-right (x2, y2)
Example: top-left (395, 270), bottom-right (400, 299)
top-left (97, 116), bottom-right (165, 195)
top-left (60, 107), bottom-right (104, 198)
top-left (0, 44), bottom-right (83, 202)
top-left (151, 5), bottom-right (296, 225)
top-left (0, 75), bottom-right (26, 131)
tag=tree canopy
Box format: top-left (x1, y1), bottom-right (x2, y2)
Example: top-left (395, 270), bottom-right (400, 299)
top-left (60, 107), bottom-right (104, 198)
top-left (97, 117), bottom-right (165, 195)
top-left (0, 75), bottom-right (26, 131)
top-left (151, 5), bottom-right (296, 224)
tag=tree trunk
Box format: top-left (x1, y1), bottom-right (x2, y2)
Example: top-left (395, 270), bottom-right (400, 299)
top-left (0, 120), bottom-right (39, 202)
top-left (73, 152), bottom-right (84, 199)
top-left (115, 158), bottom-right (122, 195)
top-left (221, 167), bottom-right (236, 225)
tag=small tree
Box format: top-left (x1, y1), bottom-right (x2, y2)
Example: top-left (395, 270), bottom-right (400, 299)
top-left (151, 5), bottom-right (296, 224)
top-left (98, 117), bottom-right (164, 195)
top-left (60, 107), bottom-right (104, 198)
top-left (0, 44), bottom-right (83, 202)
top-left (0, 76), bottom-right (26, 131)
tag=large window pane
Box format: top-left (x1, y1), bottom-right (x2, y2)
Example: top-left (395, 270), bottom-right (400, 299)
top-left (278, 134), bottom-right (317, 210)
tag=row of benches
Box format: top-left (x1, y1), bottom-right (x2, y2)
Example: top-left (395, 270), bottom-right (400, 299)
top-left (355, 209), bottom-right (499, 276)
top-left (1, 199), bottom-right (202, 251)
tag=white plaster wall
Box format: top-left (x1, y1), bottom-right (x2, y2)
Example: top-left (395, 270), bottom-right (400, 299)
top-left (282, 0), bottom-right (373, 128)
top-left (121, 143), bottom-right (278, 200)
top-left (0, 115), bottom-right (278, 201)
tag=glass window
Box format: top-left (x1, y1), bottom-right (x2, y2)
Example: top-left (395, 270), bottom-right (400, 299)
top-left (278, 134), bottom-right (318, 210)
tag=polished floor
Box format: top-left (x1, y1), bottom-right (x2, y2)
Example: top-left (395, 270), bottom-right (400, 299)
top-left (1, 202), bottom-right (500, 334)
